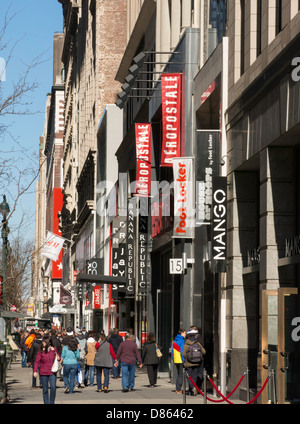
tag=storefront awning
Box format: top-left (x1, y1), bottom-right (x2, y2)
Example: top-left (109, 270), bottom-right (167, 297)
top-left (77, 274), bottom-right (127, 285)
top-left (0, 311), bottom-right (30, 319)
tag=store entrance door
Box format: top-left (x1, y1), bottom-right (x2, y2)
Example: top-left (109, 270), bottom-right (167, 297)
top-left (278, 288), bottom-right (300, 404)
top-left (261, 288), bottom-right (300, 404)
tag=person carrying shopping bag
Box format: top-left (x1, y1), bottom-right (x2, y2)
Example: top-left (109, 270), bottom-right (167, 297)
top-left (33, 335), bottom-right (61, 404)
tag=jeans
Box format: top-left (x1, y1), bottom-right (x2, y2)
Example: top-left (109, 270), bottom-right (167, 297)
top-left (175, 363), bottom-right (183, 391)
top-left (40, 374), bottom-right (57, 404)
top-left (112, 358), bottom-right (120, 378)
top-left (32, 364), bottom-right (40, 387)
top-left (95, 366), bottom-right (110, 390)
top-left (21, 351), bottom-right (27, 367)
top-left (85, 365), bottom-right (95, 386)
top-left (186, 365), bottom-right (203, 394)
top-left (121, 363), bottom-right (136, 390)
top-left (63, 363), bottom-right (78, 393)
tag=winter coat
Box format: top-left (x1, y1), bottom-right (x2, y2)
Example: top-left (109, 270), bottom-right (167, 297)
top-left (182, 337), bottom-right (206, 368)
top-left (108, 333), bottom-right (123, 353)
top-left (28, 339), bottom-right (42, 364)
top-left (172, 334), bottom-right (185, 364)
top-left (76, 335), bottom-right (87, 361)
top-left (116, 340), bottom-right (142, 365)
top-left (25, 333), bottom-right (36, 351)
top-left (94, 340), bottom-right (116, 368)
top-left (85, 338), bottom-right (97, 366)
top-left (61, 345), bottom-right (80, 365)
top-left (20, 335), bottom-right (29, 354)
top-left (141, 341), bottom-right (160, 365)
top-left (33, 347), bottom-right (60, 376)
top-left (51, 336), bottom-right (62, 355)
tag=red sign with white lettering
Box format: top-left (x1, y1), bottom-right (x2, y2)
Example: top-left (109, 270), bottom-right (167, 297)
top-left (94, 285), bottom-right (101, 309)
top-left (135, 123), bottom-right (151, 197)
top-left (161, 74), bottom-right (181, 167)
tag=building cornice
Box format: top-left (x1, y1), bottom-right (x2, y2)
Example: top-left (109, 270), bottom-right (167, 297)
top-left (115, 0), bottom-right (156, 83)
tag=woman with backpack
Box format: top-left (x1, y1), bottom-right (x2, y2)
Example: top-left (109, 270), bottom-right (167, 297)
top-left (61, 337), bottom-right (80, 394)
top-left (182, 327), bottom-right (206, 396)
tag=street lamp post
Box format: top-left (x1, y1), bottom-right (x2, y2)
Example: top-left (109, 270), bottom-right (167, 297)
top-left (0, 195), bottom-right (10, 312)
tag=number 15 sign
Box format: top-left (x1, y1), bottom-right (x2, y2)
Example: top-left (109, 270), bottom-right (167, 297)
top-left (169, 259), bottom-right (183, 274)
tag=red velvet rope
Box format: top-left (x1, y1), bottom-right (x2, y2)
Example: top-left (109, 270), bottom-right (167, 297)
top-left (187, 374), bottom-right (270, 405)
top-left (187, 374), bottom-right (245, 403)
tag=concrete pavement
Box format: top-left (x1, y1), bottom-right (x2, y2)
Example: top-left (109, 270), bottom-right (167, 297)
top-left (3, 353), bottom-right (247, 407)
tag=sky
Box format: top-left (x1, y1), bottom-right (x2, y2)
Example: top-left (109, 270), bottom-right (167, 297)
top-left (0, 0), bottom-right (63, 242)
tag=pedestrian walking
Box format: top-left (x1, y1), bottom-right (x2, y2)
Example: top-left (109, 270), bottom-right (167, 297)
top-left (94, 333), bottom-right (118, 393)
top-left (108, 328), bottom-right (123, 379)
top-left (20, 330), bottom-right (29, 368)
top-left (116, 333), bottom-right (143, 392)
top-left (33, 335), bottom-right (61, 404)
top-left (25, 329), bottom-right (36, 353)
top-left (82, 326), bottom-right (88, 339)
top-left (61, 337), bottom-right (80, 394)
top-left (75, 328), bottom-right (87, 388)
top-left (27, 332), bottom-right (42, 388)
top-left (182, 327), bottom-right (206, 396)
top-left (127, 328), bottom-right (140, 349)
top-left (171, 328), bottom-right (186, 394)
top-left (84, 332), bottom-right (97, 387)
top-left (141, 333), bottom-right (161, 388)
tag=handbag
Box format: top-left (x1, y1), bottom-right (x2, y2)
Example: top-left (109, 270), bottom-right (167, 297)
top-left (155, 344), bottom-right (163, 358)
top-left (51, 354), bottom-right (62, 373)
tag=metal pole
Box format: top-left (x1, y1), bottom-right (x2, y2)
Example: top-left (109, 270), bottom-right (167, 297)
top-left (183, 368), bottom-right (186, 404)
top-left (272, 369), bottom-right (277, 404)
top-left (246, 367), bottom-right (250, 403)
top-left (203, 369), bottom-right (207, 404)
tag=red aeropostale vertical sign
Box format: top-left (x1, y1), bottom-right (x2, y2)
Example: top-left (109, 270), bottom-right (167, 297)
top-left (94, 285), bottom-right (101, 309)
top-left (161, 73), bottom-right (181, 167)
top-left (135, 123), bottom-right (151, 197)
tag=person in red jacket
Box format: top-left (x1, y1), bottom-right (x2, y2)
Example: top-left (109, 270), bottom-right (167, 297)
top-left (116, 333), bottom-right (143, 392)
top-left (33, 335), bottom-right (61, 404)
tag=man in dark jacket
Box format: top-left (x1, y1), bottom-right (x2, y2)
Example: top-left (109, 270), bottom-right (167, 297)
top-left (116, 334), bottom-right (142, 392)
top-left (27, 332), bottom-right (42, 388)
top-left (108, 328), bottom-right (123, 379)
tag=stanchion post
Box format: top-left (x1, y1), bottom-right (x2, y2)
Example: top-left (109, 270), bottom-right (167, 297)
top-left (203, 369), bottom-right (207, 404)
top-left (271, 370), bottom-right (277, 404)
top-left (183, 368), bottom-right (186, 404)
top-left (246, 368), bottom-right (250, 403)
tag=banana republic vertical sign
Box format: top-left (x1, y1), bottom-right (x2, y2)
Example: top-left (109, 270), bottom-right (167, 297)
top-left (138, 214), bottom-right (150, 295)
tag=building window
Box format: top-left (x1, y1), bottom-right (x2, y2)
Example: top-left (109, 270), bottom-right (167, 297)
top-left (276, 0), bottom-right (282, 35)
top-left (240, 0), bottom-right (245, 75)
top-left (209, 0), bottom-right (227, 44)
top-left (257, 0), bottom-right (262, 56)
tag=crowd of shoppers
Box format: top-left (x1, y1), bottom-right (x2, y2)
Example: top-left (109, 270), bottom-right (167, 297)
top-left (16, 321), bottom-right (206, 403)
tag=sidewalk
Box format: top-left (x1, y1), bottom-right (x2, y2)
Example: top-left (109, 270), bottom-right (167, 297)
top-left (4, 353), bottom-right (245, 405)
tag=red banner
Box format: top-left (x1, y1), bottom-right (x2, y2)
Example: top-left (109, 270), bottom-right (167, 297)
top-left (60, 285), bottom-right (72, 305)
top-left (52, 188), bottom-right (63, 279)
top-left (135, 123), bottom-right (151, 197)
top-left (94, 285), bottom-right (101, 309)
top-left (161, 73), bottom-right (181, 166)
